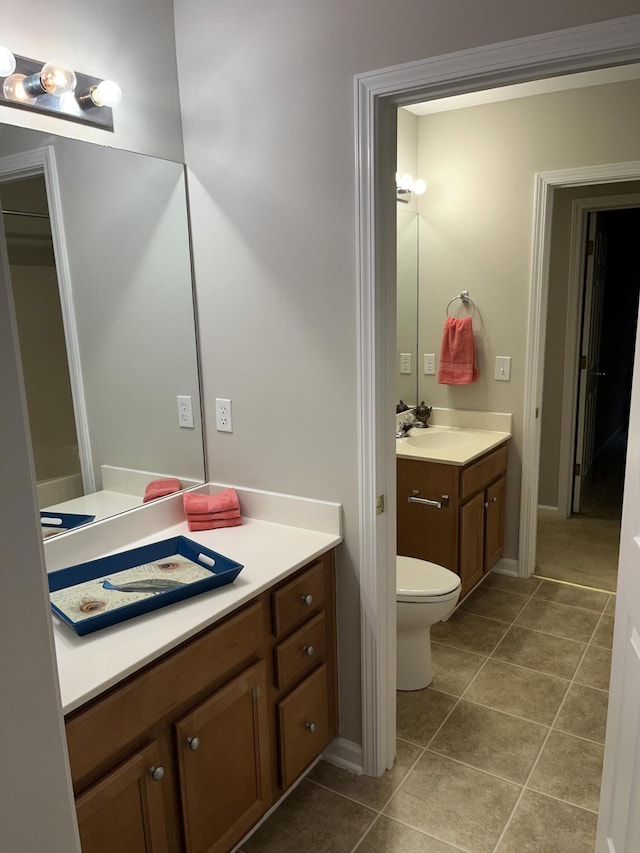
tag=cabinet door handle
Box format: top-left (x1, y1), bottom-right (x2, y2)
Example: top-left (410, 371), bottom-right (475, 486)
top-left (303, 644), bottom-right (315, 657)
top-left (301, 594), bottom-right (314, 606)
top-left (149, 765), bottom-right (165, 782)
top-left (186, 736), bottom-right (201, 751)
top-left (408, 491), bottom-right (449, 509)
top-left (305, 721), bottom-right (317, 733)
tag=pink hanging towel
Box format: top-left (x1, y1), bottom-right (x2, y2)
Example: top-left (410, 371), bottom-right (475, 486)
top-left (437, 316), bottom-right (479, 385)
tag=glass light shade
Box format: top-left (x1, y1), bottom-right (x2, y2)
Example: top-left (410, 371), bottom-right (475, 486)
top-left (0, 46), bottom-right (16, 77)
top-left (40, 60), bottom-right (77, 96)
top-left (3, 73), bottom-right (36, 104)
top-left (91, 80), bottom-right (122, 108)
top-left (398, 173), bottom-right (414, 191)
top-left (413, 179), bottom-right (427, 195)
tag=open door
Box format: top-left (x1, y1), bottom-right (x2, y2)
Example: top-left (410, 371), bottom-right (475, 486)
top-left (596, 301), bottom-right (640, 851)
top-left (573, 212), bottom-right (607, 512)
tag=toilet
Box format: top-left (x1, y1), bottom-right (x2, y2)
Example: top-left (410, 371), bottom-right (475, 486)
top-left (396, 556), bottom-right (462, 691)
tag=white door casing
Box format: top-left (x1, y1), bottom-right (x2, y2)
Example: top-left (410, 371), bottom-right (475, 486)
top-left (597, 305), bottom-right (640, 851)
top-left (355, 15), bottom-right (640, 778)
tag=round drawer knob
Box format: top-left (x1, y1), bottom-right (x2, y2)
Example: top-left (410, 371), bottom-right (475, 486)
top-left (303, 644), bottom-right (315, 657)
top-left (149, 765), bottom-right (165, 782)
top-left (301, 594), bottom-right (313, 606)
top-left (186, 736), bottom-right (201, 751)
top-left (305, 721), bottom-right (317, 734)
top-left (490, 496), bottom-right (498, 503)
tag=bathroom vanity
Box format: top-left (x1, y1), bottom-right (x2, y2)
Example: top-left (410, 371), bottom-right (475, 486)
top-left (48, 489), bottom-right (341, 853)
top-left (396, 424), bottom-right (510, 597)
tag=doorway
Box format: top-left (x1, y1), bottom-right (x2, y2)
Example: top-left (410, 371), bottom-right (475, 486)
top-left (536, 204), bottom-right (640, 592)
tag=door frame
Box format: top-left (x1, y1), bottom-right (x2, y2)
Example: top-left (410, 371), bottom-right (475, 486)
top-left (556, 193), bottom-right (640, 520)
top-left (355, 14), bottom-right (640, 776)
top-left (0, 146), bottom-right (95, 495)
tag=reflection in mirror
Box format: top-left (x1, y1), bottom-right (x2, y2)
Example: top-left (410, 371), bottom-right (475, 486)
top-left (0, 124), bottom-right (205, 536)
top-left (396, 208), bottom-right (418, 408)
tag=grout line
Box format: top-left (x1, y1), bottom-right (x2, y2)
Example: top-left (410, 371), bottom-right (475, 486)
top-left (421, 746), bottom-right (529, 788)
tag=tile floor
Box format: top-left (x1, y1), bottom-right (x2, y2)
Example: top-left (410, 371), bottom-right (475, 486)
top-left (239, 573), bottom-right (613, 853)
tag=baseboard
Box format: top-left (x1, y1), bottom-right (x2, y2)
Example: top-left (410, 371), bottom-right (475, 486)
top-left (321, 737), bottom-right (363, 774)
top-left (490, 557), bottom-right (519, 577)
top-left (537, 505), bottom-right (560, 517)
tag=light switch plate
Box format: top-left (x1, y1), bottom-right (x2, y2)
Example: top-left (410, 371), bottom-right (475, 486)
top-left (495, 356), bottom-right (511, 382)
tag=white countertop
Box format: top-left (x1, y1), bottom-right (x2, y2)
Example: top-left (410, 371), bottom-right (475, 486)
top-left (395, 425), bottom-right (511, 466)
top-left (52, 493), bottom-right (341, 715)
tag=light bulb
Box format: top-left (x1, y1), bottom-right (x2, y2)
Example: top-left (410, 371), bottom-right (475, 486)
top-left (0, 46), bottom-right (16, 77)
top-left (398, 173), bottom-right (414, 191)
top-left (3, 73), bottom-right (36, 104)
top-left (413, 179), bottom-right (427, 195)
top-left (40, 60), bottom-right (77, 96)
top-left (90, 80), bottom-right (121, 108)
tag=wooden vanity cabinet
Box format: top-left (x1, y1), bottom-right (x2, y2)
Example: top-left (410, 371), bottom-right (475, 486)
top-left (65, 550), bottom-right (337, 853)
top-left (397, 444), bottom-right (507, 597)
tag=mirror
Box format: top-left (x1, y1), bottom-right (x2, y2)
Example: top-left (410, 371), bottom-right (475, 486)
top-left (396, 207), bottom-right (419, 408)
top-left (0, 124), bottom-right (205, 535)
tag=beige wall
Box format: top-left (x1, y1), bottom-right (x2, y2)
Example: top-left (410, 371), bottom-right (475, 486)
top-left (415, 79), bottom-right (640, 559)
top-left (397, 109), bottom-right (419, 405)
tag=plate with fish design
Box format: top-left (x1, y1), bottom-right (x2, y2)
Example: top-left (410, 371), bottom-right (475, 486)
top-left (48, 536), bottom-right (244, 636)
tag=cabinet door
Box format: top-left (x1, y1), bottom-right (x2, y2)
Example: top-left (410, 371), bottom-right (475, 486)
top-left (75, 741), bottom-right (169, 853)
top-left (484, 475), bottom-right (506, 571)
top-left (175, 659), bottom-right (271, 853)
top-left (459, 492), bottom-right (485, 595)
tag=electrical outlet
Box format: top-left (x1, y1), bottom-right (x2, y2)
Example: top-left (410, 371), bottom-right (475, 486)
top-left (400, 352), bottom-right (412, 374)
top-left (424, 353), bottom-right (436, 375)
top-left (215, 398), bottom-right (233, 432)
top-left (177, 395), bottom-right (194, 429)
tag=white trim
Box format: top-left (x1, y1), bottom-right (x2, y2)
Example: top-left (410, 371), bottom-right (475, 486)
top-left (490, 558), bottom-right (519, 578)
top-left (321, 737), bottom-right (364, 775)
top-left (0, 147), bottom-right (95, 495)
top-left (356, 14), bottom-right (640, 779)
top-left (558, 192), bottom-right (640, 519)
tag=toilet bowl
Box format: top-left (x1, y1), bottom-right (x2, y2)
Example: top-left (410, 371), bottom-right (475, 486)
top-left (396, 556), bottom-right (461, 691)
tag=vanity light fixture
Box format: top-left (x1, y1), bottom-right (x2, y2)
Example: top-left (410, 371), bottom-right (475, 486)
top-left (396, 172), bottom-right (427, 203)
top-left (0, 48), bottom-right (120, 131)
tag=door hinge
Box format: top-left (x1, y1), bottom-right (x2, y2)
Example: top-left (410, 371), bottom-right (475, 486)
top-left (376, 494), bottom-right (385, 515)
top-left (587, 239), bottom-right (594, 256)
top-left (580, 355), bottom-right (587, 370)
top-left (574, 463), bottom-right (581, 476)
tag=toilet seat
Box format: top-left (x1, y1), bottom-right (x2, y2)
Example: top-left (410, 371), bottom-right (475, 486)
top-left (396, 556), bottom-right (461, 603)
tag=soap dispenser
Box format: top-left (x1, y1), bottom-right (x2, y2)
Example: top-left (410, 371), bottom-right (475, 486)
top-left (414, 401), bottom-right (432, 427)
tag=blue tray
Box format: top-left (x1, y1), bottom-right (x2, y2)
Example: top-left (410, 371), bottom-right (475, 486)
top-left (48, 535), bottom-right (244, 636)
top-left (41, 511), bottom-right (96, 534)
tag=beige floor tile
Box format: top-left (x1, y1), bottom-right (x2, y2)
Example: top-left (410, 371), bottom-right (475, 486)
top-left (533, 579), bottom-right (609, 613)
top-left (429, 700), bottom-right (548, 783)
top-left (482, 573), bottom-right (542, 597)
top-left (535, 514), bottom-right (619, 593)
top-left (528, 731), bottom-right (604, 811)
top-left (242, 781), bottom-right (376, 853)
top-left (492, 626), bottom-right (586, 680)
top-left (592, 614), bottom-right (615, 649)
top-left (605, 595), bottom-right (616, 616)
top-left (430, 642), bottom-right (486, 697)
top-left (497, 790), bottom-right (598, 853)
top-left (459, 586), bottom-right (528, 623)
top-left (514, 598), bottom-right (600, 643)
top-left (355, 816), bottom-right (460, 852)
top-left (308, 739), bottom-right (422, 809)
top-left (464, 659), bottom-right (569, 725)
top-left (554, 682), bottom-right (609, 743)
top-left (396, 688), bottom-right (457, 746)
top-left (575, 644), bottom-right (612, 691)
top-left (385, 751), bottom-right (521, 853)
top-left (430, 611), bottom-right (509, 655)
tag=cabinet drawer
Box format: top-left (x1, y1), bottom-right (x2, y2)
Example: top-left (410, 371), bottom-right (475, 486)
top-left (66, 600), bottom-right (265, 789)
top-left (272, 560), bottom-right (325, 638)
top-left (460, 445), bottom-right (507, 499)
top-left (278, 664), bottom-right (331, 789)
top-left (274, 612), bottom-right (326, 691)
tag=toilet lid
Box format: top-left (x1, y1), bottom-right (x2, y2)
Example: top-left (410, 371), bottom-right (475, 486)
top-left (396, 556), bottom-right (461, 597)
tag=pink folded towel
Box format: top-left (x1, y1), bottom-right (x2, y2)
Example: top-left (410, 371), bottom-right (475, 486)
top-left (185, 509), bottom-right (241, 522)
top-left (183, 489), bottom-right (240, 515)
top-left (437, 316), bottom-right (479, 385)
top-left (143, 477), bottom-right (182, 503)
top-left (187, 515), bottom-right (243, 531)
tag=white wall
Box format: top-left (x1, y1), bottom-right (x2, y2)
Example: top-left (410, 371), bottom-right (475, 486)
top-left (173, 0), bottom-right (640, 748)
top-left (415, 79), bottom-right (640, 559)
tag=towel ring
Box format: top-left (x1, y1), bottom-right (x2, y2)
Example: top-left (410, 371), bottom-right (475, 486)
top-left (446, 290), bottom-right (476, 318)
